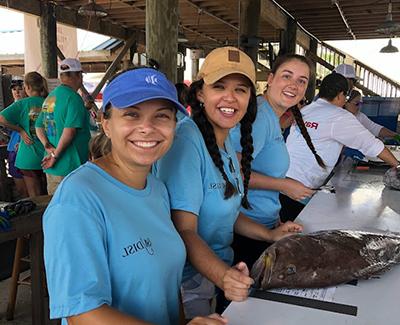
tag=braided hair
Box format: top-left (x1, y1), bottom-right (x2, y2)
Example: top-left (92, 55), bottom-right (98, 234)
top-left (269, 54), bottom-right (325, 168)
top-left (290, 105), bottom-right (326, 168)
top-left (187, 79), bottom-right (256, 209)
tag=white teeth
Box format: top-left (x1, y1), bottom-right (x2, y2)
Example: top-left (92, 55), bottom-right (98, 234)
top-left (283, 91), bottom-right (296, 97)
top-left (133, 141), bottom-right (158, 148)
top-left (220, 107), bottom-right (235, 113)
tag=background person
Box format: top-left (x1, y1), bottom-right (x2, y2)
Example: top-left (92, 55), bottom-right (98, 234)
top-left (5, 79), bottom-right (28, 198)
top-left (230, 54), bottom-right (314, 268)
top-left (35, 58), bottom-right (91, 194)
top-left (156, 47), bottom-right (302, 319)
top-left (0, 72), bottom-right (48, 197)
top-left (44, 67), bottom-right (226, 325)
top-left (284, 73), bottom-right (400, 219)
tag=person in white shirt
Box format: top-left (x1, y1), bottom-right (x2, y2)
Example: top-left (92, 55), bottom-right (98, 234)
top-left (284, 73), bottom-right (400, 219)
top-left (345, 90), bottom-right (400, 140)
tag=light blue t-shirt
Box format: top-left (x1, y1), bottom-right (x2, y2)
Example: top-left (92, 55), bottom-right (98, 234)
top-left (43, 162), bottom-right (186, 325)
top-left (231, 96), bottom-right (289, 228)
top-left (155, 117), bottom-right (243, 281)
top-left (7, 131), bottom-right (20, 152)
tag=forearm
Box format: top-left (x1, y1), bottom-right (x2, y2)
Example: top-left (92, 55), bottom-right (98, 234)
top-left (54, 127), bottom-right (77, 157)
top-left (378, 147), bottom-right (399, 168)
top-left (180, 230), bottom-right (230, 290)
top-left (249, 171), bottom-right (286, 191)
top-left (379, 127), bottom-right (398, 138)
top-left (0, 116), bottom-right (23, 133)
top-left (234, 213), bottom-right (273, 242)
top-left (36, 127), bottom-right (52, 148)
top-left (67, 304), bottom-right (153, 325)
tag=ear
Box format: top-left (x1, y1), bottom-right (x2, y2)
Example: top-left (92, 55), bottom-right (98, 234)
top-left (267, 73), bottom-right (274, 87)
top-left (101, 113), bottom-right (110, 138)
top-left (196, 88), bottom-right (205, 104)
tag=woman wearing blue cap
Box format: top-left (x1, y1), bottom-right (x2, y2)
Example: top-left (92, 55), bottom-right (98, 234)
top-left (43, 68), bottom-right (227, 325)
top-left (156, 47), bottom-right (302, 319)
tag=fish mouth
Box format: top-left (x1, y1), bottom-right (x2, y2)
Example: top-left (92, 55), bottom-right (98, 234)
top-left (261, 250), bottom-right (275, 289)
top-left (251, 247), bottom-right (276, 290)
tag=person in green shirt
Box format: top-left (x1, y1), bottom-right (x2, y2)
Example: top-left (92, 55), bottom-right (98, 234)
top-left (35, 58), bottom-right (91, 195)
top-left (0, 72), bottom-right (48, 197)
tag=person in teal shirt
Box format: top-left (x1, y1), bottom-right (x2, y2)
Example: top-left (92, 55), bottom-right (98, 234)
top-left (156, 47), bottom-right (302, 319)
top-left (0, 72), bottom-right (48, 197)
top-left (44, 67), bottom-right (227, 325)
top-left (35, 58), bottom-right (91, 194)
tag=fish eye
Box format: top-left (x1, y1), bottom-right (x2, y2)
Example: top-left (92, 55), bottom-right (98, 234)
top-left (286, 264), bottom-right (296, 275)
top-left (278, 274), bottom-right (284, 280)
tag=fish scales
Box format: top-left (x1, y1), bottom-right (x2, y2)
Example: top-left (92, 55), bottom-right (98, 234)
top-left (251, 230), bottom-right (400, 290)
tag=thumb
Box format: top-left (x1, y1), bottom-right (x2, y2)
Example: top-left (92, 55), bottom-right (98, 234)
top-left (234, 261), bottom-right (250, 275)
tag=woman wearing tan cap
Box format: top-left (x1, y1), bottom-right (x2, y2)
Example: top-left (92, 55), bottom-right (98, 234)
top-left (156, 47), bottom-right (302, 319)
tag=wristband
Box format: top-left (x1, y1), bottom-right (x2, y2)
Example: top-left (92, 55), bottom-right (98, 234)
top-left (50, 152), bottom-right (57, 159)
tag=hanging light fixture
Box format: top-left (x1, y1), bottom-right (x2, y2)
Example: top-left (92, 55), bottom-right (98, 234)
top-left (78, 0), bottom-right (108, 18)
top-left (380, 38), bottom-right (399, 53)
top-left (376, 0), bottom-right (400, 35)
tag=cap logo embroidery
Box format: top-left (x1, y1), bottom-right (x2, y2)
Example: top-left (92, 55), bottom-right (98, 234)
top-left (60, 64), bottom-right (71, 71)
top-left (228, 50), bottom-right (240, 62)
top-left (145, 75), bottom-right (158, 85)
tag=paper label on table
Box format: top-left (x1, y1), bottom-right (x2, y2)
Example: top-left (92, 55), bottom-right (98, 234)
top-left (268, 286), bottom-right (336, 302)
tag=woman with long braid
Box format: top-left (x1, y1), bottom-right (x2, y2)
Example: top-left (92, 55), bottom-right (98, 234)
top-left (284, 72), bottom-right (399, 218)
top-left (156, 47), bottom-right (302, 320)
top-left (230, 54), bottom-right (314, 269)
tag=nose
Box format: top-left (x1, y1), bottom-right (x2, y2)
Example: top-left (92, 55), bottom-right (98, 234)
top-left (137, 117), bottom-right (155, 133)
top-left (222, 89), bottom-right (236, 102)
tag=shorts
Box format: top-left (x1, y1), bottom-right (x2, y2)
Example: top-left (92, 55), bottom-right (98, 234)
top-left (181, 273), bottom-right (216, 319)
top-left (46, 174), bottom-right (64, 195)
top-left (20, 169), bottom-right (44, 178)
top-left (7, 151), bottom-right (23, 179)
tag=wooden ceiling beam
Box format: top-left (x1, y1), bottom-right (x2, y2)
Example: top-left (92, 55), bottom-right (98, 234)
top-left (0, 0), bottom-right (143, 42)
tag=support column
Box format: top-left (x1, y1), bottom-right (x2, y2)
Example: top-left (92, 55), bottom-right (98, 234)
top-left (190, 49), bottom-right (200, 81)
top-left (39, 1), bottom-right (57, 78)
top-left (306, 38), bottom-right (318, 101)
top-left (239, 0), bottom-right (260, 64)
top-left (146, 0), bottom-right (178, 82)
top-left (279, 17), bottom-right (297, 55)
top-left (177, 44), bottom-right (186, 83)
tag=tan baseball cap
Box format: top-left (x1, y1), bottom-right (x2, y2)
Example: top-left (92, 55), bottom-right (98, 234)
top-left (197, 47), bottom-right (256, 87)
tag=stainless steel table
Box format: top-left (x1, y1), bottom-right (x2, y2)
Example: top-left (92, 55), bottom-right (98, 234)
top-left (223, 160), bottom-right (400, 325)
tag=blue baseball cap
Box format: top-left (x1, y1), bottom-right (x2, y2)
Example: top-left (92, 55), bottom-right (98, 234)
top-left (102, 68), bottom-right (188, 115)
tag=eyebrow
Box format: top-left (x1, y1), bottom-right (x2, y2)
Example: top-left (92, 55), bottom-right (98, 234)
top-left (129, 105), bottom-right (175, 111)
top-left (281, 69), bottom-right (309, 81)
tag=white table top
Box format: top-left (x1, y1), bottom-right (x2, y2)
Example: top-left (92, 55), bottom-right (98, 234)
top-left (223, 161), bottom-right (400, 325)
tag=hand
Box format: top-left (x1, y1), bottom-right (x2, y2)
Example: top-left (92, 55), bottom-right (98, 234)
top-left (41, 154), bottom-right (57, 169)
top-left (269, 221), bottom-right (303, 242)
top-left (222, 262), bottom-right (254, 302)
top-left (188, 314), bottom-right (228, 325)
top-left (343, 147), bottom-right (365, 160)
top-left (281, 178), bottom-right (315, 201)
top-left (19, 130), bottom-right (33, 145)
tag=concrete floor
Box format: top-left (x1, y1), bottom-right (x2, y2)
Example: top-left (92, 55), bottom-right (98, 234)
top-left (0, 271), bottom-right (32, 325)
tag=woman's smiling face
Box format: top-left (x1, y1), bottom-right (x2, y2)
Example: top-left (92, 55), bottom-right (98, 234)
top-left (266, 59), bottom-right (310, 114)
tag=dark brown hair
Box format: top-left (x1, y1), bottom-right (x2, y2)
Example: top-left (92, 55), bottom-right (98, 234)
top-left (187, 78), bottom-right (256, 209)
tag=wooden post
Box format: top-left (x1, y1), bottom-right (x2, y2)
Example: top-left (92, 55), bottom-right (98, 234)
top-left (39, 1), bottom-right (57, 78)
top-left (239, 0), bottom-right (260, 64)
top-left (177, 44), bottom-right (186, 83)
top-left (306, 38), bottom-right (318, 101)
top-left (279, 17), bottom-right (297, 55)
top-left (146, 0), bottom-right (178, 82)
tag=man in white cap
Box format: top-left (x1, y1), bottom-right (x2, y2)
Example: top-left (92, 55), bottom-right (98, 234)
top-left (334, 63), bottom-right (360, 91)
top-left (36, 58), bottom-right (91, 194)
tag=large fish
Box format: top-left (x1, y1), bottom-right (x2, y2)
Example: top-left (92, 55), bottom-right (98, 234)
top-left (384, 167), bottom-right (400, 190)
top-left (251, 230), bottom-right (400, 290)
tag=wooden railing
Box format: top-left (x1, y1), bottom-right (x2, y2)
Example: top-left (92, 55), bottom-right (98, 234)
top-left (313, 41), bottom-right (400, 98)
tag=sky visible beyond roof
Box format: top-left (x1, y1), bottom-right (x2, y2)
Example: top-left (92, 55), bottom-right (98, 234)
top-left (0, 7), bottom-right (400, 83)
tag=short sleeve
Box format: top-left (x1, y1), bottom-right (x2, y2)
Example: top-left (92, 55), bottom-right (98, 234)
top-left (0, 101), bottom-right (21, 126)
top-left (64, 95), bottom-right (87, 129)
top-left (43, 203), bottom-right (111, 319)
top-left (156, 133), bottom-right (204, 215)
